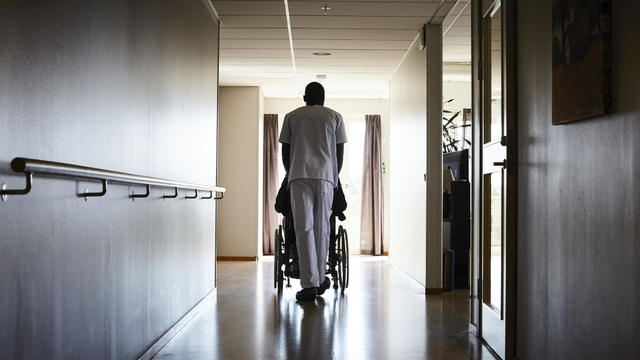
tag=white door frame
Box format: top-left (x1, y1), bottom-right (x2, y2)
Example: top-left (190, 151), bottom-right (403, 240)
top-left (471, 0), bottom-right (518, 358)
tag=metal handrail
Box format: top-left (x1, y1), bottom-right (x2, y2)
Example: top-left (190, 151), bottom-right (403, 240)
top-left (0, 157), bottom-right (226, 201)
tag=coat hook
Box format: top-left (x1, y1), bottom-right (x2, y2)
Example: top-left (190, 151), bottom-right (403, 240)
top-left (214, 191), bottom-right (224, 200)
top-left (201, 190), bottom-right (213, 199)
top-left (185, 189), bottom-right (198, 199)
top-left (131, 184), bottom-right (150, 199)
top-left (81, 179), bottom-right (108, 201)
top-left (0, 172), bottom-right (33, 201)
top-left (163, 187), bottom-right (179, 199)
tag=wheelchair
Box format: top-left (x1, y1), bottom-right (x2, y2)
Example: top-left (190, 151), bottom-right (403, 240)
top-left (274, 211), bottom-right (349, 292)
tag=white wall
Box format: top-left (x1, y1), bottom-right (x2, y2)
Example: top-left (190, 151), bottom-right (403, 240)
top-left (443, 81), bottom-right (472, 148)
top-left (388, 37), bottom-right (427, 287)
top-left (218, 86), bottom-right (263, 257)
top-left (443, 81), bottom-right (472, 114)
top-left (264, 97), bottom-right (391, 252)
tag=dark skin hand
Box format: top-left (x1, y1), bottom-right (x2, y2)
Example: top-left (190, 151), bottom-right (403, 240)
top-left (282, 143), bottom-right (343, 173)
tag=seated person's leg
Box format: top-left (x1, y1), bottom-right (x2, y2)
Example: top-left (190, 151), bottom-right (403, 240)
top-left (285, 220), bottom-right (300, 278)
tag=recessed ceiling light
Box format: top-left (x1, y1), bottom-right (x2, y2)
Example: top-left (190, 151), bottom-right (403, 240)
top-left (313, 52), bottom-right (332, 56)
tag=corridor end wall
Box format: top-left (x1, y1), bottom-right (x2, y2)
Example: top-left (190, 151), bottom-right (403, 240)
top-left (0, 1), bottom-right (220, 358)
top-left (217, 86), bottom-right (263, 258)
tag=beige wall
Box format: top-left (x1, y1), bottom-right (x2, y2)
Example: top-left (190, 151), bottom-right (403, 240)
top-left (443, 81), bottom-right (472, 115)
top-left (388, 36), bottom-right (427, 287)
top-left (264, 97), bottom-right (391, 252)
top-left (217, 86), bottom-right (263, 257)
top-left (443, 81), bottom-right (472, 152)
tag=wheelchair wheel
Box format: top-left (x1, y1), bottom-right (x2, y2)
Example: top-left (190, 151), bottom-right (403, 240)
top-left (274, 226), bottom-right (283, 289)
top-left (337, 225), bottom-right (349, 291)
top-left (343, 228), bottom-right (349, 289)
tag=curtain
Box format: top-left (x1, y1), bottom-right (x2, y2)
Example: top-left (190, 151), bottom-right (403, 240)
top-left (263, 114), bottom-right (279, 255)
top-left (360, 114), bottom-right (384, 255)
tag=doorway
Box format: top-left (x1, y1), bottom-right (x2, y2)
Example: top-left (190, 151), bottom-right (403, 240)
top-left (480, 4), bottom-right (506, 357)
top-left (473, 0), bottom-right (517, 358)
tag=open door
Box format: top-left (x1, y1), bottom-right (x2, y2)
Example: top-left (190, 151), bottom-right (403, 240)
top-left (480, 2), bottom-right (507, 358)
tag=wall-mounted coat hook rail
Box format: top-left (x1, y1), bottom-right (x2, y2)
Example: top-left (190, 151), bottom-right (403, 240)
top-left (0, 157), bottom-right (225, 202)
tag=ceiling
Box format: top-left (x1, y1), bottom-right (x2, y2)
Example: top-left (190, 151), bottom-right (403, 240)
top-left (212, 0), bottom-right (471, 98)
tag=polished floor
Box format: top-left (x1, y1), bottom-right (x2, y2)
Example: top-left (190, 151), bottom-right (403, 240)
top-left (154, 257), bottom-right (496, 360)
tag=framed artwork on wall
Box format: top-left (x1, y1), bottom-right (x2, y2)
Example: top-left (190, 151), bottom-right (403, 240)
top-left (552, 0), bottom-right (611, 124)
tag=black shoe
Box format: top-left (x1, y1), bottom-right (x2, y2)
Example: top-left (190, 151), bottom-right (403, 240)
top-left (317, 277), bottom-right (331, 296)
top-left (296, 287), bottom-right (317, 301)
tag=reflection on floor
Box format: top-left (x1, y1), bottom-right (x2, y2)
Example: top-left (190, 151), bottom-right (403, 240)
top-left (154, 257), bottom-right (496, 360)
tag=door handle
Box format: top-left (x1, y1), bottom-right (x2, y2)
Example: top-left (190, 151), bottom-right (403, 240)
top-left (493, 160), bottom-right (506, 168)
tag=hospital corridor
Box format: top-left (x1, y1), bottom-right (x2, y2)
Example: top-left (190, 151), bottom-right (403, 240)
top-left (1, 1), bottom-right (638, 360)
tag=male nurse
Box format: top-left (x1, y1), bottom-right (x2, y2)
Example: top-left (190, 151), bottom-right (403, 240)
top-left (279, 82), bottom-right (347, 301)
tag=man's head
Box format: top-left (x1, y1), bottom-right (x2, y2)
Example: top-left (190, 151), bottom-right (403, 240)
top-left (303, 82), bottom-right (325, 106)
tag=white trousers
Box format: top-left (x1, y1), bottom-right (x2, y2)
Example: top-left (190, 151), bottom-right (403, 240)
top-left (289, 179), bottom-right (334, 288)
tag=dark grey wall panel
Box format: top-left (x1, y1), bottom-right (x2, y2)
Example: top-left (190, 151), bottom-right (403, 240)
top-left (516, 1), bottom-right (639, 359)
top-left (0, 1), bottom-right (219, 359)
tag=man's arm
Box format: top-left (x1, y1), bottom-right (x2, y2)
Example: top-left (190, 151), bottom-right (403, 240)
top-left (282, 143), bottom-right (291, 173)
top-left (335, 114), bottom-right (347, 174)
top-left (337, 143), bottom-right (344, 173)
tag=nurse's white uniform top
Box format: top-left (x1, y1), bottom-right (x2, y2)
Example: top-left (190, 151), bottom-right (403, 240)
top-left (279, 105), bottom-right (347, 186)
top-left (279, 105), bottom-right (347, 288)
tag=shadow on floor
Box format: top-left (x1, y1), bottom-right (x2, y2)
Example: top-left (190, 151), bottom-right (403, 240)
top-left (154, 257), bottom-right (496, 360)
